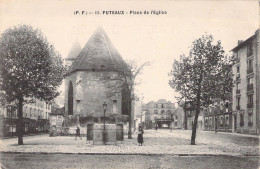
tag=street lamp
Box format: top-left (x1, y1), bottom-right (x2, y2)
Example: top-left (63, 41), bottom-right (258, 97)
top-left (103, 102), bottom-right (107, 145)
top-left (112, 99), bottom-right (117, 124)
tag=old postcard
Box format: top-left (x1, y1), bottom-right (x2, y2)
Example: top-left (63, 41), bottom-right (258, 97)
top-left (0, 0), bottom-right (259, 168)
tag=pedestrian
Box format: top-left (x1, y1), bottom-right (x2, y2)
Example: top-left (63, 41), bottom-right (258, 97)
top-left (75, 127), bottom-right (82, 140)
top-left (170, 121), bottom-right (173, 132)
top-left (137, 126), bottom-right (144, 146)
top-left (155, 123), bottom-right (158, 131)
top-left (215, 117), bottom-right (218, 133)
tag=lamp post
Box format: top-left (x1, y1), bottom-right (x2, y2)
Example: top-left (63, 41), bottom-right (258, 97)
top-left (112, 99), bottom-right (117, 124)
top-left (103, 102), bottom-right (107, 145)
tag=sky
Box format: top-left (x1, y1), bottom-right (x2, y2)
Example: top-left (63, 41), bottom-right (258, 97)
top-left (0, 0), bottom-right (259, 105)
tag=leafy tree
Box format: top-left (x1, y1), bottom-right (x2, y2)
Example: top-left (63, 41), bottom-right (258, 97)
top-left (169, 35), bottom-right (233, 145)
top-left (97, 58), bottom-right (149, 139)
top-left (0, 25), bottom-right (66, 145)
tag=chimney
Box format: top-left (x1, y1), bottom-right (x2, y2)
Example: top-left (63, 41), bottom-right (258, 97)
top-left (238, 40), bottom-right (244, 45)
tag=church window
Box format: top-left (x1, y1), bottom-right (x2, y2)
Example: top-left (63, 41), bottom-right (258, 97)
top-left (68, 81), bottom-right (74, 115)
top-left (121, 82), bottom-right (130, 115)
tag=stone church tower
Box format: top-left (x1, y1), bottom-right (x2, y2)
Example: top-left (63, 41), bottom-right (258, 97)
top-left (65, 40), bottom-right (81, 70)
top-left (64, 28), bottom-right (131, 127)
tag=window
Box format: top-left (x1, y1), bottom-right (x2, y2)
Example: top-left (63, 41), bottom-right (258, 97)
top-left (225, 115), bottom-right (229, 126)
top-left (248, 114), bottom-right (253, 126)
top-left (247, 94), bottom-right (254, 108)
top-left (158, 104), bottom-right (161, 108)
top-left (240, 114), bottom-right (244, 126)
top-left (237, 97), bottom-right (240, 109)
top-left (162, 104), bottom-right (164, 108)
top-left (247, 78), bottom-right (252, 86)
top-left (247, 43), bottom-right (253, 57)
top-left (7, 106), bottom-right (12, 117)
top-left (237, 66), bottom-right (240, 73)
top-left (236, 82), bottom-right (240, 90)
top-left (161, 110), bottom-right (165, 114)
top-left (166, 110), bottom-right (171, 115)
top-left (154, 110), bottom-right (158, 114)
top-left (247, 59), bottom-right (253, 70)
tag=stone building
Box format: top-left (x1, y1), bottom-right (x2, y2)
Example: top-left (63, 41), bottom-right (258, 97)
top-left (142, 99), bottom-right (182, 129)
top-left (231, 29), bottom-right (260, 135)
top-left (64, 28), bottom-right (132, 129)
top-left (1, 99), bottom-right (51, 137)
top-left (203, 96), bottom-right (233, 132)
top-left (182, 101), bottom-right (204, 130)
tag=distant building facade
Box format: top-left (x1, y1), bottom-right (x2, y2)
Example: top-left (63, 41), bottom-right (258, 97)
top-left (182, 101), bottom-right (204, 130)
top-left (1, 99), bottom-right (51, 137)
top-left (231, 29), bottom-right (260, 135)
top-left (142, 99), bottom-right (182, 129)
top-left (203, 97), bottom-right (233, 132)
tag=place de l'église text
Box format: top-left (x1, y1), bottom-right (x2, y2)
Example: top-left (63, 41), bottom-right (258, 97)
top-left (74, 10), bottom-right (167, 16)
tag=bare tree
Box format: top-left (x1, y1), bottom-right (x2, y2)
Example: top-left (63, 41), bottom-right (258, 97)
top-left (97, 56), bottom-right (149, 139)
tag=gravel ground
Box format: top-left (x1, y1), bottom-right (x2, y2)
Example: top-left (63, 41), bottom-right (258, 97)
top-left (0, 129), bottom-right (259, 156)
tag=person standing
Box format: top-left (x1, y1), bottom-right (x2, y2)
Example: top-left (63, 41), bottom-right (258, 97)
top-left (137, 126), bottom-right (144, 146)
top-left (214, 117), bottom-right (218, 133)
top-left (155, 123), bottom-right (158, 131)
top-left (75, 127), bottom-right (82, 140)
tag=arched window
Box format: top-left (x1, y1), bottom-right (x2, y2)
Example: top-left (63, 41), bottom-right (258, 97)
top-left (68, 81), bottom-right (74, 115)
top-left (161, 110), bottom-right (165, 114)
top-left (121, 82), bottom-right (130, 115)
top-left (166, 110), bottom-right (171, 115)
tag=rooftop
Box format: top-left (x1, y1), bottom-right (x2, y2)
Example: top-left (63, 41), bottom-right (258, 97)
top-left (66, 28), bottom-right (128, 75)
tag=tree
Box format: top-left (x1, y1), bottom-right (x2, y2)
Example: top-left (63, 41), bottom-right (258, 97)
top-left (169, 35), bottom-right (233, 145)
top-left (0, 25), bottom-right (66, 145)
top-left (97, 57), bottom-right (149, 139)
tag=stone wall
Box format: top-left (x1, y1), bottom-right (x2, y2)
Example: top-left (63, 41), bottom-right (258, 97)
top-left (64, 71), bottom-right (123, 118)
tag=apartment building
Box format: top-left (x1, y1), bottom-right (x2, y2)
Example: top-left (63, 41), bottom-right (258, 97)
top-left (2, 99), bottom-right (51, 137)
top-left (142, 99), bottom-right (182, 129)
top-left (231, 29), bottom-right (259, 135)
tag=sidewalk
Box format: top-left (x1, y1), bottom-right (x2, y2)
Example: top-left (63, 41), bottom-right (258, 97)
top-left (0, 129), bottom-right (259, 156)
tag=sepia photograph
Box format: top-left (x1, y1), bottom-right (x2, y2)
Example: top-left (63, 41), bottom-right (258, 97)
top-left (0, 0), bottom-right (259, 168)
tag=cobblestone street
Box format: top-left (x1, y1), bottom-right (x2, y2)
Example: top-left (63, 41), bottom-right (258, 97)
top-left (0, 129), bottom-right (259, 156)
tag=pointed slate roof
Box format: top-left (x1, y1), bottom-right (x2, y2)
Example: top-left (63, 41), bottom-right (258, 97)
top-left (66, 28), bottom-right (128, 75)
top-left (66, 40), bottom-right (82, 60)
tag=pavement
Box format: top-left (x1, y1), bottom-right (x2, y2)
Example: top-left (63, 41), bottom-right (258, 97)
top-left (0, 129), bottom-right (259, 156)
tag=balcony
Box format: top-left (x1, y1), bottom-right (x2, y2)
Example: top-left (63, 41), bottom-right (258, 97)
top-left (236, 89), bottom-right (240, 94)
top-left (247, 103), bottom-right (254, 108)
top-left (247, 69), bottom-right (253, 74)
top-left (236, 106), bottom-right (240, 110)
top-left (247, 84), bottom-right (253, 91)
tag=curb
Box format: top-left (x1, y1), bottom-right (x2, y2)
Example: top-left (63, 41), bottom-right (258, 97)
top-left (0, 151), bottom-right (259, 157)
